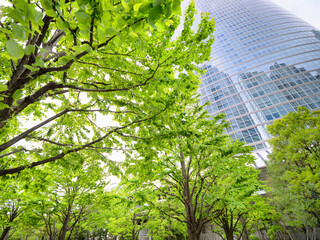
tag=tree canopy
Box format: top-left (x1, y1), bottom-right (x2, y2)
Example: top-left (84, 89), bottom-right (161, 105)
top-left (121, 100), bottom-right (266, 240)
top-left (0, 0), bottom-right (214, 177)
top-left (267, 106), bottom-right (320, 227)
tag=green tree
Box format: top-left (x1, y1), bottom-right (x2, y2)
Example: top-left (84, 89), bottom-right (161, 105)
top-left (0, 170), bottom-right (47, 239)
top-left (267, 106), bottom-right (320, 227)
top-left (122, 101), bottom-right (262, 240)
top-left (0, 149), bottom-right (110, 239)
top-left (0, 0), bottom-right (214, 176)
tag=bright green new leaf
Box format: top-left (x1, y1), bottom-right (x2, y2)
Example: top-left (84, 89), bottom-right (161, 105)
top-left (8, 8), bottom-right (25, 23)
top-left (0, 102), bottom-right (10, 110)
top-left (11, 23), bottom-right (27, 40)
top-left (0, 84), bottom-right (8, 92)
top-left (40, 0), bottom-right (52, 10)
top-left (149, 5), bottom-right (163, 23)
top-left (267, 107), bottom-right (320, 227)
top-left (134, 3), bottom-right (143, 12)
top-left (57, 56), bottom-right (71, 65)
top-left (35, 56), bottom-right (45, 68)
top-left (121, 0), bottom-right (130, 11)
top-left (75, 11), bottom-right (91, 25)
top-left (172, 0), bottom-right (181, 15)
top-left (39, 47), bottom-right (48, 53)
top-left (12, 89), bottom-right (23, 100)
top-left (139, 2), bottom-right (152, 14)
top-left (27, 5), bottom-right (43, 23)
top-left (23, 64), bottom-right (39, 71)
top-left (6, 39), bottom-right (24, 59)
top-left (24, 45), bottom-right (36, 55)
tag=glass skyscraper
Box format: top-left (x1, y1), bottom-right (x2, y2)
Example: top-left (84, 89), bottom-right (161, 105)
top-left (196, 0), bottom-right (320, 166)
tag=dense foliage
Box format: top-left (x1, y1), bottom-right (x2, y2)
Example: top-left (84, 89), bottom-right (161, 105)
top-left (0, 0), bottom-right (217, 239)
top-left (0, 0), bottom-right (214, 177)
top-left (0, 0), bottom-right (293, 239)
top-left (267, 107), bottom-right (320, 228)
top-left (121, 101), bottom-right (270, 240)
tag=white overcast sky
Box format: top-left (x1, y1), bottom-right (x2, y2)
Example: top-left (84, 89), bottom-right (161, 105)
top-left (271, 0), bottom-right (320, 29)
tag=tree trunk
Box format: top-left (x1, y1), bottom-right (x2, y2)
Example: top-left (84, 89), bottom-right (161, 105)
top-left (240, 216), bottom-right (250, 240)
top-left (0, 227), bottom-right (11, 240)
top-left (187, 228), bottom-right (201, 240)
top-left (225, 230), bottom-right (234, 240)
top-left (131, 213), bottom-right (136, 240)
top-left (59, 218), bottom-right (70, 240)
top-left (179, 149), bottom-right (203, 240)
top-left (58, 205), bottom-right (72, 240)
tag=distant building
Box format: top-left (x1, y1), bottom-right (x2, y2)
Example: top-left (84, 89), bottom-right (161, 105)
top-left (196, 0), bottom-right (320, 166)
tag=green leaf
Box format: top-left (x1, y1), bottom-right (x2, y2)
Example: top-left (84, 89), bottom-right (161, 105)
top-left (0, 28), bottom-right (11, 35)
top-left (154, 0), bottom-right (162, 7)
top-left (76, 0), bottom-right (87, 7)
top-left (8, 8), bottom-right (25, 23)
top-left (24, 45), bottom-right (36, 55)
top-left (172, 0), bottom-right (181, 15)
top-left (121, 0), bottom-right (130, 11)
top-left (23, 64), bottom-right (39, 71)
top-left (105, 28), bottom-right (116, 36)
top-left (84, 45), bottom-right (93, 54)
top-left (12, 89), bottom-right (23, 100)
top-left (35, 56), bottom-right (45, 68)
top-left (40, 0), bottom-right (52, 10)
top-left (57, 56), bottom-right (70, 65)
top-left (139, 3), bottom-right (152, 15)
top-left (132, 21), bottom-right (144, 32)
top-left (0, 102), bottom-right (10, 110)
top-left (102, 2), bottom-right (113, 10)
top-left (149, 5), bottom-right (163, 23)
top-left (11, 23), bottom-right (27, 40)
top-left (56, 18), bottom-right (69, 30)
top-left (27, 5), bottom-right (43, 23)
top-left (114, 15), bottom-right (126, 29)
top-left (134, 3), bottom-right (143, 12)
top-left (6, 39), bottom-right (25, 59)
top-left (39, 48), bottom-right (48, 53)
top-left (75, 12), bottom-right (91, 25)
top-left (0, 84), bottom-right (8, 92)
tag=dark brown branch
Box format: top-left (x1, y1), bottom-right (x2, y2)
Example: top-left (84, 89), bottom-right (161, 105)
top-left (46, 90), bottom-right (69, 97)
top-left (0, 109), bottom-right (69, 153)
top-left (44, 52), bottom-right (66, 62)
top-left (193, 173), bottom-right (205, 215)
top-left (13, 81), bottom-right (61, 117)
top-left (101, 49), bottom-right (135, 56)
top-left (145, 197), bottom-right (187, 223)
top-left (114, 130), bottom-right (152, 140)
top-left (77, 61), bottom-right (141, 76)
top-left (152, 183), bottom-right (185, 205)
top-left (27, 135), bottom-right (74, 147)
top-left (167, 173), bottom-right (181, 185)
top-left (0, 102), bottom-right (173, 176)
top-left (1, 106), bottom-right (107, 152)
top-left (88, 146), bottom-right (134, 151)
top-left (86, 116), bottom-right (102, 130)
top-left (51, 1), bottom-right (77, 46)
top-left (89, 17), bottom-right (94, 45)
top-left (0, 148), bottom-right (26, 158)
top-left (35, 15), bottom-right (54, 49)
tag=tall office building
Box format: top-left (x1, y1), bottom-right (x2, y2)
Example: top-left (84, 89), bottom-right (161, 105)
top-left (196, 0), bottom-right (320, 166)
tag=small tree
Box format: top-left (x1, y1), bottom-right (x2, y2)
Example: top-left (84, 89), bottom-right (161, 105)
top-left (267, 106), bottom-right (320, 227)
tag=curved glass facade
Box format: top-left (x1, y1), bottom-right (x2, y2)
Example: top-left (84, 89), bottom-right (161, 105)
top-left (196, 0), bottom-right (320, 165)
